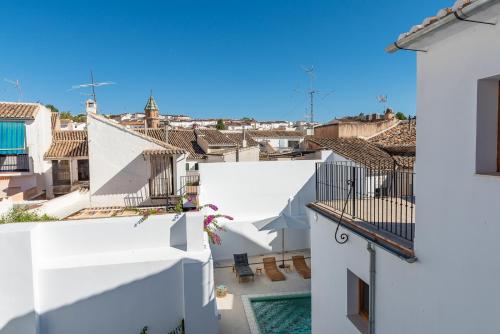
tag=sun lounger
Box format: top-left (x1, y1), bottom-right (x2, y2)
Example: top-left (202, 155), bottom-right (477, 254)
top-left (233, 253), bottom-right (254, 282)
top-left (292, 255), bottom-right (311, 279)
top-left (263, 257), bottom-right (286, 281)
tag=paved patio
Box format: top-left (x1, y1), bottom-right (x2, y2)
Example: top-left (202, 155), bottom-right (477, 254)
top-left (214, 249), bottom-right (311, 334)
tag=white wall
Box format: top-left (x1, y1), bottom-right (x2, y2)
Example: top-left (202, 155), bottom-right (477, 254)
top-left (0, 212), bottom-right (218, 334)
top-left (31, 189), bottom-right (90, 219)
top-left (311, 9), bottom-right (500, 334)
top-left (25, 105), bottom-right (53, 192)
top-left (88, 114), bottom-right (187, 207)
top-left (199, 158), bottom-right (326, 260)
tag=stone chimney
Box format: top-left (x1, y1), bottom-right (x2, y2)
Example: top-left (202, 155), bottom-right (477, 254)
top-left (144, 94), bottom-right (160, 128)
top-left (85, 99), bottom-right (97, 114)
top-left (384, 108), bottom-right (395, 121)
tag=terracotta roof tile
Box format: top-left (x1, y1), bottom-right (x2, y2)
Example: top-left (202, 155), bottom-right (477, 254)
top-left (44, 130), bottom-right (88, 159)
top-left (247, 130), bottom-right (304, 138)
top-left (307, 137), bottom-right (395, 169)
top-left (369, 121), bottom-right (416, 153)
top-left (51, 112), bottom-right (60, 130)
top-left (0, 102), bottom-right (40, 119)
top-left (195, 129), bottom-right (236, 146)
top-left (137, 129), bottom-right (205, 160)
top-left (223, 132), bottom-right (259, 147)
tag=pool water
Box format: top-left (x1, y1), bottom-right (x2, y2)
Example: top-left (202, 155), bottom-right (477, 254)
top-left (251, 295), bottom-right (311, 334)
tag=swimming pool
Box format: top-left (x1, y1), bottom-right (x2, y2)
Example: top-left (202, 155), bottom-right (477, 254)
top-left (242, 291), bottom-right (311, 334)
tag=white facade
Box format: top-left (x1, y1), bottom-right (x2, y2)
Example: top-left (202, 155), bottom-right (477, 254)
top-left (0, 212), bottom-right (218, 334)
top-left (310, 4), bottom-right (500, 334)
top-left (199, 155), bottom-right (331, 260)
top-left (0, 103), bottom-right (53, 200)
top-left (87, 113), bottom-right (187, 207)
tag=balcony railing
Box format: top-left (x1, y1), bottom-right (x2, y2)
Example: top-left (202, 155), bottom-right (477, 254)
top-left (315, 162), bottom-right (415, 243)
top-left (0, 154), bottom-right (30, 172)
top-left (180, 174), bottom-right (200, 196)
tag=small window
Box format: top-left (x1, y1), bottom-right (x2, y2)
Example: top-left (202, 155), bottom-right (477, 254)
top-left (347, 269), bottom-right (369, 334)
top-left (358, 279), bottom-right (369, 320)
top-left (185, 163), bottom-right (190, 171)
top-left (195, 163), bottom-right (199, 171)
top-left (476, 78), bottom-right (500, 174)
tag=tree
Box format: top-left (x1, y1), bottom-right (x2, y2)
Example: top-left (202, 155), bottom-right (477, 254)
top-left (73, 114), bottom-right (87, 123)
top-left (216, 119), bottom-right (226, 130)
top-left (59, 111), bottom-right (73, 120)
top-left (45, 104), bottom-right (59, 113)
top-left (395, 112), bottom-right (407, 120)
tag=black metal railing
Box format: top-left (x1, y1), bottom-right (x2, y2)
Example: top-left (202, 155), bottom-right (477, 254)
top-left (180, 174), bottom-right (200, 195)
top-left (0, 154), bottom-right (29, 172)
top-left (316, 161), bottom-right (415, 242)
top-left (149, 176), bottom-right (173, 199)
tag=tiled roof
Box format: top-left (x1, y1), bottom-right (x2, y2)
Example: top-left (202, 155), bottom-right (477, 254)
top-left (247, 130), bottom-right (304, 138)
top-left (44, 130), bottom-right (88, 159)
top-left (53, 130), bottom-right (88, 141)
top-left (223, 132), bottom-right (259, 147)
top-left (393, 155), bottom-right (416, 170)
top-left (195, 129), bottom-right (236, 146)
top-left (137, 129), bottom-right (205, 160)
top-left (144, 95), bottom-right (159, 111)
top-left (88, 113), bottom-right (186, 154)
top-left (387, 0), bottom-right (489, 52)
top-left (369, 121), bottom-right (416, 152)
top-left (307, 137), bottom-right (395, 169)
top-left (0, 102), bottom-right (40, 119)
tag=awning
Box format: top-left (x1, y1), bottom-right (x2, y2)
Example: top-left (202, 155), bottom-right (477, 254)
top-left (0, 121), bottom-right (26, 154)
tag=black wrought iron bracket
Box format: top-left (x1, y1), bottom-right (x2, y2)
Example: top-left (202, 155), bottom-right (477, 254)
top-left (393, 41), bottom-right (427, 53)
top-left (334, 179), bottom-right (354, 244)
top-left (454, 10), bottom-right (496, 25)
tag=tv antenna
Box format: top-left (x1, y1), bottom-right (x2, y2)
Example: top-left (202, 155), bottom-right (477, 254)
top-left (4, 78), bottom-right (23, 102)
top-left (69, 70), bottom-right (115, 105)
top-left (377, 95), bottom-right (388, 108)
top-left (299, 66), bottom-right (334, 124)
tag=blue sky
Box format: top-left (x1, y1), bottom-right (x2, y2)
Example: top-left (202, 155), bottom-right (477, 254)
top-left (0, 1), bottom-right (451, 122)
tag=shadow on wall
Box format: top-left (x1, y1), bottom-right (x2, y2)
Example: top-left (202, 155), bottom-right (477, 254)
top-left (0, 264), bottom-right (185, 334)
top-left (92, 153), bottom-right (151, 206)
top-left (209, 170), bottom-right (315, 261)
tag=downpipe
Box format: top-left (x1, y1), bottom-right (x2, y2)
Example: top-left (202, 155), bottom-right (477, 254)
top-left (367, 242), bottom-right (376, 334)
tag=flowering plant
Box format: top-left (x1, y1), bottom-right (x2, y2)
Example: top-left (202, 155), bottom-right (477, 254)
top-left (201, 204), bottom-right (233, 245)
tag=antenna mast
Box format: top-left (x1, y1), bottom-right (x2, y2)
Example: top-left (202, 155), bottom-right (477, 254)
top-left (90, 70), bottom-right (97, 103)
top-left (303, 66), bottom-right (316, 124)
top-left (4, 78), bottom-right (23, 102)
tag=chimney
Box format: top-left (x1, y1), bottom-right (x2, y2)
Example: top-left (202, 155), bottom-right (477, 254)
top-left (85, 99), bottom-right (97, 114)
top-left (242, 129), bottom-right (247, 148)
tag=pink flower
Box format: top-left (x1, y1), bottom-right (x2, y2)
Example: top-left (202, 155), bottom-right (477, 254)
top-left (222, 215), bottom-right (234, 221)
top-left (204, 215), bottom-right (215, 228)
top-left (205, 204), bottom-right (218, 211)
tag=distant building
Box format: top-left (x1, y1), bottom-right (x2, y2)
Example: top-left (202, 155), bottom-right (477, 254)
top-left (144, 94), bottom-right (160, 128)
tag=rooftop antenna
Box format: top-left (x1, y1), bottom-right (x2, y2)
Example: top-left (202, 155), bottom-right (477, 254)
top-left (302, 66), bottom-right (316, 124)
top-left (69, 70), bottom-right (116, 108)
top-left (4, 78), bottom-right (23, 102)
top-left (377, 95), bottom-right (388, 111)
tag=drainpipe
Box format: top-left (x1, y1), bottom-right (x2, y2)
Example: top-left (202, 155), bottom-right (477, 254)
top-left (367, 242), bottom-right (376, 334)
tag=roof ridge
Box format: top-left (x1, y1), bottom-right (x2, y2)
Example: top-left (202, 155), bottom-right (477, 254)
top-left (88, 113), bottom-right (186, 153)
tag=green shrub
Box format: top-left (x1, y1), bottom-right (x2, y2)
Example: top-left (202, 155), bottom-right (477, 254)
top-left (0, 208), bottom-right (58, 224)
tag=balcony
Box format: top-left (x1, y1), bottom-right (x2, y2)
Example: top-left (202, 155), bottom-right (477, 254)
top-left (308, 162), bottom-right (415, 258)
top-left (0, 154), bottom-right (30, 173)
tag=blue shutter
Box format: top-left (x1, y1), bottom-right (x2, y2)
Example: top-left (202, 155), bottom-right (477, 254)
top-left (0, 121), bottom-right (26, 154)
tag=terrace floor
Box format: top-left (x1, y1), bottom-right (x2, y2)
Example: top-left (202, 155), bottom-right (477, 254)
top-left (214, 249), bottom-right (311, 334)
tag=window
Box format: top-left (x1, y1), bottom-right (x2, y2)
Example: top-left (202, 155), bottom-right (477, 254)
top-left (347, 269), bottom-right (369, 334)
top-left (358, 279), bottom-right (369, 320)
top-left (77, 160), bottom-right (89, 181)
top-left (149, 155), bottom-right (174, 198)
top-left (52, 160), bottom-right (70, 185)
top-left (476, 78), bottom-right (500, 174)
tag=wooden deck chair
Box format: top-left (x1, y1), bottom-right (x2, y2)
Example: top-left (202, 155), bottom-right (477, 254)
top-left (263, 257), bottom-right (286, 281)
top-left (292, 255), bottom-right (311, 279)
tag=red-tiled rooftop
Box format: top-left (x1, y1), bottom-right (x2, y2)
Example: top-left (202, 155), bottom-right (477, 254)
top-left (0, 102), bottom-right (40, 119)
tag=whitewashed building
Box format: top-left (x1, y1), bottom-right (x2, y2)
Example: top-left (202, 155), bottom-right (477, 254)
top-left (0, 102), bottom-right (53, 201)
top-left (308, 1), bottom-right (500, 334)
